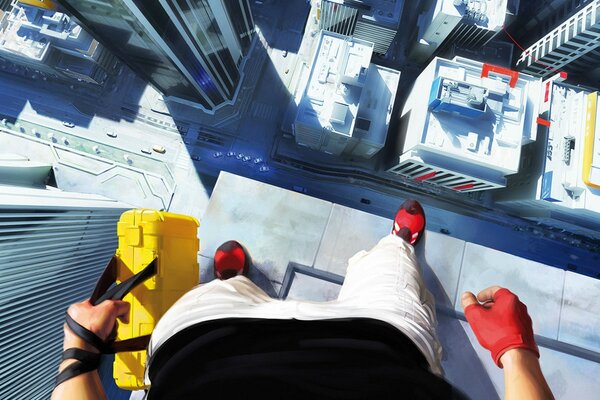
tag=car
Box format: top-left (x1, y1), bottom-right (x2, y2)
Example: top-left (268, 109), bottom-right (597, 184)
top-left (213, 151), bottom-right (223, 158)
top-left (282, 50), bottom-right (288, 58)
top-left (259, 165), bottom-right (269, 172)
top-left (141, 148), bottom-right (152, 154)
top-left (242, 155), bottom-right (251, 162)
top-left (191, 154), bottom-right (201, 161)
top-left (226, 151), bottom-right (236, 157)
top-left (62, 121), bottom-right (75, 128)
top-left (152, 144), bottom-right (166, 154)
top-left (293, 185), bottom-right (307, 194)
top-left (106, 131), bottom-right (117, 138)
top-left (253, 157), bottom-right (263, 164)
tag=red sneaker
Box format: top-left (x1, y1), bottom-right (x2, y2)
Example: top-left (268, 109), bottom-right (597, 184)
top-left (214, 240), bottom-right (249, 280)
top-left (392, 199), bottom-right (426, 245)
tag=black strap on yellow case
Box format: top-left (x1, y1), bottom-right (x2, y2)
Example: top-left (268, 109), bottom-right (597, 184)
top-left (89, 256), bottom-right (157, 353)
top-left (56, 257), bottom-right (157, 388)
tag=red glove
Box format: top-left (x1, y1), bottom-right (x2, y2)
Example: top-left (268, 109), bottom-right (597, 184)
top-left (462, 287), bottom-right (539, 368)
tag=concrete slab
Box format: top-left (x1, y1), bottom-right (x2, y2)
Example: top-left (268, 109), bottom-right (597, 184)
top-left (437, 314), bottom-right (500, 400)
top-left (313, 204), bottom-right (390, 275)
top-left (198, 172), bottom-right (332, 286)
top-left (455, 243), bottom-right (565, 339)
top-left (286, 272), bottom-right (342, 302)
top-left (198, 254), bottom-right (214, 284)
top-left (538, 345), bottom-right (600, 400)
top-left (559, 271), bottom-right (600, 353)
top-left (458, 320), bottom-right (600, 400)
top-left (417, 231), bottom-right (466, 308)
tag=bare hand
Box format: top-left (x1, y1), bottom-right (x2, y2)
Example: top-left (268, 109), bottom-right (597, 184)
top-left (64, 299), bottom-right (130, 349)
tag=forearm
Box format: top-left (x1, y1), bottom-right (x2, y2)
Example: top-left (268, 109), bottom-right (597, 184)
top-left (51, 368), bottom-right (105, 400)
top-left (501, 349), bottom-right (554, 400)
top-left (51, 328), bottom-right (107, 400)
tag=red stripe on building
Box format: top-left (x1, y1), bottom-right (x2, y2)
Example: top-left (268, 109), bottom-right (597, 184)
top-left (536, 117), bottom-right (551, 127)
top-left (453, 183), bottom-right (475, 191)
top-left (544, 81), bottom-right (550, 103)
top-left (414, 171), bottom-right (436, 181)
top-left (481, 64), bottom-right (519, 88)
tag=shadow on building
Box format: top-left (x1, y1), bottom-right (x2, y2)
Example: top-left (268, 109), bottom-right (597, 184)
top-left (250, 0), bottom-right (310, 54)
top-left (0, 3), bottom-right (149, 128)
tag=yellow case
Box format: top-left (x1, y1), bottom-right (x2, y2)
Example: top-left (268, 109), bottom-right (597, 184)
top-left (583, 92), bottom-right (600, 189)
top-left (114, 209), bottom-right (199, 390)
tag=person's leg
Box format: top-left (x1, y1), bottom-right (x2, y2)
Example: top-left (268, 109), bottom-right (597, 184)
top-left (336, 204), bottom-right (443, 375)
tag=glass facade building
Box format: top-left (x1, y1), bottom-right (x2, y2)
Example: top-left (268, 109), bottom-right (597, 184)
top-left (54, 0), bottom-right (255, 109)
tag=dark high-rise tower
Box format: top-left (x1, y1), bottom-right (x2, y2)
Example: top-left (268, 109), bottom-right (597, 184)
top-left (54, 0), bottom-right (255, 109)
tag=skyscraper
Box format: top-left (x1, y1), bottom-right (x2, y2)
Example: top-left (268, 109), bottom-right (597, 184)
top-left (387, 57), bottom-right (541, 192)
top-left (515, 0), bottom-right (600, 79)
top-left (409, 0), bottom-right (514, 63)
top-left (294, 31), bottom-right (400, 158)
top-left (496, 77), bottom-right (600, 239)
top-left (0, 0), bottom-right (119, 85)
top-left (510, 0), bottom-right (594, 51)
top-left (54, 0), bottom-right (255, 109)
top-left (0, 155), bottom-right (129, 399)
top-left (318, 0), bottom-right (403, 55)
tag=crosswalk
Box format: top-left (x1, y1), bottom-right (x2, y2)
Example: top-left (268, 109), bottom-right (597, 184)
top-left (174, 145), bottom-right (191, 170)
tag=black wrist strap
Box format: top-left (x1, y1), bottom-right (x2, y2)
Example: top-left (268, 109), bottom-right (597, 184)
top-left (61, 348), bottom-right (102, 364)
top-left (64, 311), bottom-right (152, 354)
top-left (65, 313), bottom-right (107, 353)
top-left (55, 348), bottom-right (102, 388)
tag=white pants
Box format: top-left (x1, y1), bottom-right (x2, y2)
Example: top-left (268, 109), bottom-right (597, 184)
top-left (148, 235), bottom-right (443, 376)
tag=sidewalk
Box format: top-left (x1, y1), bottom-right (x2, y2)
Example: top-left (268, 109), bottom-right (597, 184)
top-left (197, 171), bottom-right (600, 400)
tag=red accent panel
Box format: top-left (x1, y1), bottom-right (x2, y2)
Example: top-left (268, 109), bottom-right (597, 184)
top-left (481, 63), bottom-right (519, 88)
top-left (453, 183), bottom-right (475, 191)
top-left (544, 81), bottom-right (550, 103)
top-left (536, 117), bottom-right (551, 127)
top-left (559, 71), bottom-right (568, 79)
top-left (414, 171), bottom-right (436, 181)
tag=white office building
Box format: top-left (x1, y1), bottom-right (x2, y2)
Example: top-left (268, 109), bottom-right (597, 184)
top-left (495, 78), bottom-right (600, 239)
top-left (0, 0), bottom-right (118, 85)
top-left (0, 154), bottom-right (129, 399)
top-left (410, 0), bottom-right (512, 63)
top-left (294, 31), bottom-right (400, 159)
top-left (516, 0), bottom-right (600, 78)
top-left (387, 56), bottom-right (541, 192)
top-left (318, 0), bottom-right (404, 54)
